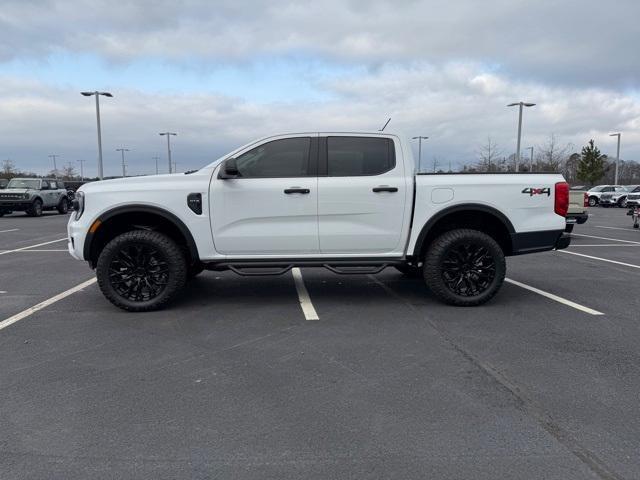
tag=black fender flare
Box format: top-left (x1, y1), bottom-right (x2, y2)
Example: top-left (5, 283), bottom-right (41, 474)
top-left (412, 203), bottom-right (515, 258)
top-left (83, 204), bottom-right (199, 262)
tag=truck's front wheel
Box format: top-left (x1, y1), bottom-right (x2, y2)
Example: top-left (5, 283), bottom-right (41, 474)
top-left (423, 229), bottom-right (505, 306)
top-left (96, 230), bottom-right (187, 312)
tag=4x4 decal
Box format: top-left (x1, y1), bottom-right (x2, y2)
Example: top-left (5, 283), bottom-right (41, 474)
top-left (522, 187), bottom-right (551, 196)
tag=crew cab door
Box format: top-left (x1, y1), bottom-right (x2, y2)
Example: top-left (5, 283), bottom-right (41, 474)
top-left (210, 135), bottom-right (319, 256)
top-left (317, 135), bottom-right (408, 255)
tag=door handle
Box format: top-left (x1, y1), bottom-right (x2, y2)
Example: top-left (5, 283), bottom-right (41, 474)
top-left (372, 186), bottom-right (398, 193)
top-left (284, 188), bottom-right (310, 194)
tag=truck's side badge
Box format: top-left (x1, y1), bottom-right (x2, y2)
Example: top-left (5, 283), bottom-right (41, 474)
top-left (522, 187), bottom-right (551, 196)
top-left (187, 193), bottom-right (203, 214)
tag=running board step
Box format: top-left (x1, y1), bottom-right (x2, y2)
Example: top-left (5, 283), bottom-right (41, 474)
top-left (323, 264), bottom-right (388, 275)
top-left (227, 265), bottom-right (293, 276)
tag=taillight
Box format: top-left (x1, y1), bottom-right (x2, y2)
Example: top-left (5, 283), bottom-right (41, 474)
top-left (583, 192), bottom-right (588, 208)
top-left (555, 182), bottom-right (569, 217)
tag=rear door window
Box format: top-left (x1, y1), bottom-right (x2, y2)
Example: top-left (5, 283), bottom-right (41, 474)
top-left (326, 137), bottom-right (395, 177)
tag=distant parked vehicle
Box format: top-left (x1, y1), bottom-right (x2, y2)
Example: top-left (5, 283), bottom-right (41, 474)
top-left (565, 189), bottom-right (588, 232)
top-left (0, 179), bottom-right (7, 189)
top-left (599, 185), bottom-right (639, 208)
top-left (626, 186), bottom-right (640, 208)
top-left (587, 185), bottom-right (625, 207)
top-left (0, 178), bottom-right (70, 217)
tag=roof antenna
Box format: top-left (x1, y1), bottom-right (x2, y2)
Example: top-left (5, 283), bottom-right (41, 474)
top-left (379, 118), bottom-right (391, 131)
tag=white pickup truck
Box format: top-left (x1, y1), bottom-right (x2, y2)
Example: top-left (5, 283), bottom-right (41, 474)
top-left (68, 132), bottom-right (570, 311)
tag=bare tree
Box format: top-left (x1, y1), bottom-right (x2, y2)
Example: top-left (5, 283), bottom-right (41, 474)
top-left (536, 134), bottom-right (573, 172)
top-left (2, 159), bottom-right (17, 178)
top-left (61, 162), bottom-right (77, 180)
top-left (476, 137), bottom-right (502, 172)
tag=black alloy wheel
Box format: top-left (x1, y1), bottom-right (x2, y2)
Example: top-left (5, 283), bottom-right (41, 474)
top-left (108, 243), bottom-right (170, 302)
top-left (423, 229), bottom-right (506, 306)
top-left (441, 243), bottom-right (497, 297)
top-left (96, 230), bottom-right (187, 311)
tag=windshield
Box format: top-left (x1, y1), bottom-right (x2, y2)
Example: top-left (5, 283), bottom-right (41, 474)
top-left (7, 179), bottom-right (40, 189)
top-left (589, 185), bottom-right (605, 192)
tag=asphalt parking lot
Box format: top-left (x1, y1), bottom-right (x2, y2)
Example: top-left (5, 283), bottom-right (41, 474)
top-left (1, 208), bottom-right (639, 479)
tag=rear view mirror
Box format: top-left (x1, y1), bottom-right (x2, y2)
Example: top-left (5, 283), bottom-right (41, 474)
top-left (218, 158), bottom-right (240, 179)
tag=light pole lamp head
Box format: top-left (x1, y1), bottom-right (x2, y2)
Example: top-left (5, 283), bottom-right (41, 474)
top-left (507, 102), bottom-right (536, 107)
top-left (609, 133), bottom-right (621, 137)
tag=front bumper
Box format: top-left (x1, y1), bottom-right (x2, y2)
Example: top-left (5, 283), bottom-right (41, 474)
top-left (67, 216), bottom-right (87, 261)
top-left (0, 201), bottom-right (31, 212)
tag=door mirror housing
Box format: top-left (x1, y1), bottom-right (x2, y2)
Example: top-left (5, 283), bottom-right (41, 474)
top-left (218, 158), bottom-right (240, 179)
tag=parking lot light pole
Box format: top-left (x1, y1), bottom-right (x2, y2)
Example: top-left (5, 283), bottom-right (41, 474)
top-left (81, 91), bottom-right (113, 180)
top-left (77, 159), bottom-right (86, 181)
top-left (159, 132), bottom-right (177, 173)
top-left (507, 102), bottom-right (535, 172)
top-left (609, 133), bottom-right (621, 185)
top-left (48, 154), bottom-right (59, 178)
top-left (526, 146), bottom-right (534, 171)
top-left (411, 136), bottom-right (429, 173)
top-left (116, 148), bottom-right (130, 178)
top-left (152, 156), bottom-right (160, 175)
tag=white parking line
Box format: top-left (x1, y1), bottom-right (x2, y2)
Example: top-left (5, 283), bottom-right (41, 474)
top-left (0, 238), bottom-right (67, 256)
top-left (571, 233), bottom-right (640, 245)
top-left (0, 228), bottom-right (19, 233)
top-left (558, 250), bottom-right (640, 270)
top-left (595, 225), bottom-right (634, 232)
top-left (0, 278), bottom-right (97, 332)
top-left (291, 267), bottom-right (319, 320)
top-left (505, 278), bottom-right (604, 315)
top-left (570, 244), bottom-right (640, 247)
top-left (3, 249), bottom-right (68, 252)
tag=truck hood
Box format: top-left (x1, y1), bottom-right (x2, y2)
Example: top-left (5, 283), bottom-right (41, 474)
top-left (0, 188), bottom-right (31, 195)
top-left (79, 170), bottom-right (211, 194)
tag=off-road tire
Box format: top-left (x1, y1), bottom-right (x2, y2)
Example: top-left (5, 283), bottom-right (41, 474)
top-left (423, 228), bottom-right (506, 306)
top-left (588, 197), bottom-right (598, 207)
top-left (96, 230), bottom-right (187, 312)
top-left (27, 199), bottom-right (43, 217)
top-left (57, 197), bottom-right (69, 214)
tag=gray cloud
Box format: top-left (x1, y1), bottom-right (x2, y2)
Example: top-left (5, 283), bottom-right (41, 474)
top-left (1, 0), bottom-right (639, 87)
top-left (1, 63), bottom-right (638, 177)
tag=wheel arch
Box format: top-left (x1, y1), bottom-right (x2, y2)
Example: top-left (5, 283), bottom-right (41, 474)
top-left (83, 205), bottom-right (199, 268)
top-left (412, 204), bottom-right (515, 259)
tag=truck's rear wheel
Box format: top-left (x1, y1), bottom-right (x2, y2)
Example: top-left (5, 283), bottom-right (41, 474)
top-left (57, 198), bottom-right (69, 214)
top-left (26, 199), bottom-right (43, 217)
top-left (96, 230), bottom-right (187, 312)
top-left (423, 229), bottom-right (505, 306)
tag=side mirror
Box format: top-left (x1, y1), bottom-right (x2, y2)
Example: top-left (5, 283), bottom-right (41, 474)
top-left (218, 158), bottom-right (240, 179)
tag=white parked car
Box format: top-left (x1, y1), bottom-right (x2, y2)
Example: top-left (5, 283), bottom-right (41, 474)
top-left (586, 185), bottom-right (625, 207)
top-left (68, 132), bottom-right (570, 311)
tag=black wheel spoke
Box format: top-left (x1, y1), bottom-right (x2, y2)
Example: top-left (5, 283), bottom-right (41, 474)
top-left (108, 242), bottom-right (169, 302)
top-left (441, 241), bottom-right (496, 297)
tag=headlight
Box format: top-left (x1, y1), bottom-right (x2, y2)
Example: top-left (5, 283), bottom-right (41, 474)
top-left (73, 191), bottom-right (85, 220)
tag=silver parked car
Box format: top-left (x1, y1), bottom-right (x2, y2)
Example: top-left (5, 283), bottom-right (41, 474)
top-left (0, 178), bottom-right (70, 217)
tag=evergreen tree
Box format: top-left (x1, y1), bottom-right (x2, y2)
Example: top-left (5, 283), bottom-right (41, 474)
top-left (577, 139), bottom-right (605, 186)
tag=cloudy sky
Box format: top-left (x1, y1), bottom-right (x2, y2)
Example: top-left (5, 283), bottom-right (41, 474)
top-left (1, 0), bottom-right (639, 177)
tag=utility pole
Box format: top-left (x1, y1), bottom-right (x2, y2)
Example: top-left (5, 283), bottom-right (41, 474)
top-left (48, 154), bottom-right (59, 178)
top-left (411, 136), bottom-right (429, 173)
top-left (609, 133), bottom-right (621, 185)
top-left (173, 161), bottom-right (178, 173)
top-left (116, 148), bottom-right (130, 178)
top-left (526, 147), bottom-right (534, 171)
top-left (507, 101), bottom-right (536, 172)
top-left (77, 159), bottom-right (86, 181)
top-left (81, 91), bottom-right (113, 180)
top-left (159, 132), bottom-right (177, 173)
top-left (152, 156), bottom-right (160, 175)
top-left (433, 156), bottom-right (439, 173)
